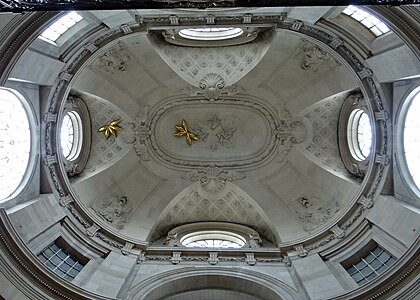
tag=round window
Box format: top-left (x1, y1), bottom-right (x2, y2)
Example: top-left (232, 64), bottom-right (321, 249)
top-left (348, 109), bottom-right (372, 161)
top-left (403, 89), bottom-right (420, 191)
top-left (179, 27), bottom-right (244, 41)
top-left (180, 231), bottom-right (246, 248)
top-left (0, 88), bottom-right (32, 200)
top-left (60, 111), bottom-right (83, 161)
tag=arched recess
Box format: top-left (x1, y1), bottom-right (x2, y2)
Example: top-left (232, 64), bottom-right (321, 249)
top-left (68, 91), bottom-right (134, 182)
top-left (147, 181), bottom-right (280, 245)
top-left (126, 267), bottom-right (299, 300)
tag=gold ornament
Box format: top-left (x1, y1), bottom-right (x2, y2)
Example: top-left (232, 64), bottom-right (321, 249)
top-left (174, 120), bottom-right (199, 145)
top-left (98, 119), bottom-right (122, 140)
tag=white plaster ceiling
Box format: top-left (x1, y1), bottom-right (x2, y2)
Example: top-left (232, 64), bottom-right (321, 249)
top-left (69, 28), bottom-right (362, 244)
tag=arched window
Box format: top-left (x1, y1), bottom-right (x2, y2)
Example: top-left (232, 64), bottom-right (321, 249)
top-left (181, 231), bottom-right (246, 248)
top-left (60, 111), bottom-right (83, 161)
top-left (0, 88), bottom-right (33, 200)
top-left (179, 27), bottom-right (244, 41)
top-left (402, 88), bottom-right (420, 192)
top-left (348, 109), bottom-right (372, 161)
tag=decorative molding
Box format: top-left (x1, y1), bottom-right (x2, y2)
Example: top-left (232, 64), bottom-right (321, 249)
top-left (85, 224), bottom-right (100, 237)
top-left (1, 1), bottom-right (417, 12)
top-left (358, 196), bottom-right (374, 209)
top-left (330, 225), bottom-right (346, 239)
top-left (171, 251), bottom-right (182, 264)
top-left (182, 165), bottom-right (245, 193)
top-left (208, 252), bottom-right (219, 265)
top-left (59, 196), bottom-right (74, 207)
top-left (245, 252), bottom-right (256, 265)
top-left (121, 242), bottom-right (134, 255)
top-left (293, 244), bottom-right (308, 258)
top-left (146, 96), bottom-right (293, 169)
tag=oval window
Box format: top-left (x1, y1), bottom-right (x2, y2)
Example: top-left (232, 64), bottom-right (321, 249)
top-left (403, 89), bottom-right (420, 191)
top-left (180, 230), bottom-right (245, 248)
top-left (60, 111), bottom-right (83, 161)
top-left (0, 88), bottom-right (32, 200)
top-left (179, 27), bottom-right (244, 41)
top-left (348, 109), bottom-right (372, 161)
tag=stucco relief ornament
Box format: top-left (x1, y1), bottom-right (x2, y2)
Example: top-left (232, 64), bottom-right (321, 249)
top-left (275, 120), bottom-right (306, 162)
top-left (199, 73), bottom-right (225, 100)
top-left (191, 114), bottom-right (237, 151)
top-left (295, 196), bottom-right (340, 232)
top-left (298, 41), bottom-right (340, 72)
top-left (91, 42), bottom-right (131, 74)
top-left (183, 165), bottom-right (245, 193)
top-left (90, 194), bottom-right (133, 229)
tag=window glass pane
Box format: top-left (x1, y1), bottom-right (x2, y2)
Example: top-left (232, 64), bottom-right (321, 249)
top-left (378, 251), bottom-right (391, 262)
top-left (44, 248), bottom-right (54, 258)
top-left (357, 278), bottom-right (368, 286)
top-left (74, 262), bottom-right (84, 271)
top-left (68, 268), bottom-right (79, 277)
top-left (360, 266), bottom-right (373, 276)
top-left (57, 250), bottom-right (68, 259)
top-left (404, 91), bottom-right (420, 190)
top-left (355, 260), bottom-right (366, 270)
top-left (64, 274), bottom-right (74, 281)
top-left (377, 265), bottom-right (387, 274)
top-left (351, 272), bottom-right (363, 282)
top-left (51, 256), bottom-right (61, 266)
top-left (66, 256), bottom-right (77, 266)
top-left (0, 89), bottom-right (31, 200)
top-left (346, 266), bottom-right (357, 275)
top-left (372, 246), bottom-right (383, 256)
top-left (342, 6), bottom-right (390, 37)
top-left (365, 253), bottom-right (375, 263)
top-left (38, 12), bottom-right (82, 44)
top-left (59, 263), bottom-right (71, 272)
top-left (386, 257), bottom-right (396, 266)
top-left (55, 269), bottom-right (66, 277)
top-left (370, 259), bottom-right (382, 270)
top-left (50, 243), bottom-right (60, 252)
top-left (366, 272), bottom-right (377, 281)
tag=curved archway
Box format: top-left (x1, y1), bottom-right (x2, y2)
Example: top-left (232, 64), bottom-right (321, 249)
top-left (126, 267), bottom-right (299, 300)
top-left (147, 181), bottom-right (280, 245)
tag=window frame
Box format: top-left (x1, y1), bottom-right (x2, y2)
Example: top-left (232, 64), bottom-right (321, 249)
top-left (60, 95), bottom-right (91, 178)
top-left (37, 237), bottom-right (88, 282)
top-left (338, 92), bottom-right (372, 179)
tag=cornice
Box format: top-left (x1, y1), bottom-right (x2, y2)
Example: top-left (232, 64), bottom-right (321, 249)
top-left (0, 0), bottom-right (418, 12)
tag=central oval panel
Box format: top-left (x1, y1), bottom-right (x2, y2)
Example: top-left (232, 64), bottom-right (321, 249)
top-left (150, 99), bottom-right (277, 168)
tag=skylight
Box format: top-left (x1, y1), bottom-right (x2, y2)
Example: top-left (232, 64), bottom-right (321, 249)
top-left (342, 5), bottom-right (390, 37)
top-left (39, 12), bottom-right (83, 44)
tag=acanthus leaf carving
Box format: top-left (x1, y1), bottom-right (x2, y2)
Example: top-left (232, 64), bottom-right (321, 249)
top-left (90, 193), bottom-right (133, 230)
top-left (183, 165), bottom-right (245, 193)
top-left (294, 196), bottom-right (340, 233)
